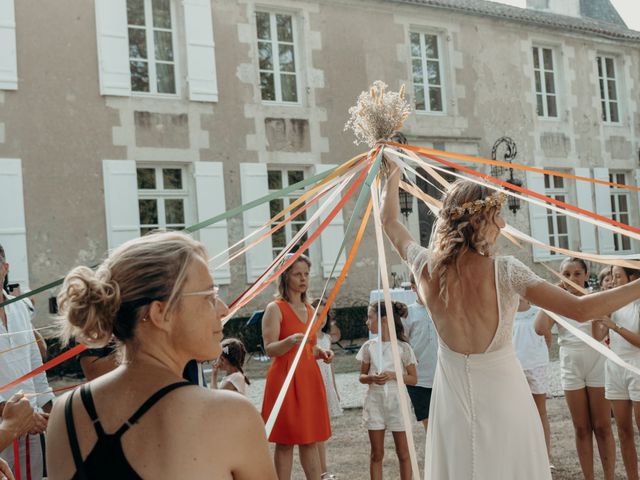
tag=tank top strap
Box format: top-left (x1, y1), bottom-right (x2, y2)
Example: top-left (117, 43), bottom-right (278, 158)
top-left (79, 384), bottom-right (106, 437)
top-left (65, 388), bottom-right (89, 480)
top-left (113, 381), bottom-right (192, 438)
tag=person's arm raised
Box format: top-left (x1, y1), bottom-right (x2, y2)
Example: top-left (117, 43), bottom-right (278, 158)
top-left (526, 280), bottom-right (640, 322)
top-left (380, 162), bottom-right (415, 261)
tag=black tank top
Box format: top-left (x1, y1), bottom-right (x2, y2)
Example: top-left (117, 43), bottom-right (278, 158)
top-left (65, 381), bottom-right (192, 480)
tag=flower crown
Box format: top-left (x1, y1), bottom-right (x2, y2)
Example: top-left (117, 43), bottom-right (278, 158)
top-left (449, 191), bottom-right (507, 220)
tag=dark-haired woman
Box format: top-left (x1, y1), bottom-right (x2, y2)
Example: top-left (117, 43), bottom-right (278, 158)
top-left (535, 257), bottom-right (615, 480)
top-left (47, 231), bottom-right (276, 479)
top-left (261, 254), bottom-right (333, 480)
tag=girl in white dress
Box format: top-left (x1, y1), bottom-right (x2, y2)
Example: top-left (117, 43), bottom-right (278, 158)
top-left (380, 159), bottom-right (640, 480)
top-left (310, 298), bottom-right (343, 480)
top-left (595, 266), bottom-right (640, 480)
top-left (535, 258), bottom-right (614, 480)
top-left (212, 338), bottom-right (250, 395)
top-left (512, 298), bottom-right (551, 460)
top-left (357, 300), bottom-right (417, 480)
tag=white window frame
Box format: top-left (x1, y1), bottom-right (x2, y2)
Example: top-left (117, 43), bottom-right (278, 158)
top-left (136, 164), bottom-right (193, 235)
top-left (127, 0), bottom-right (180, 97)
top-left (609, 171), bottom-right (632, 252)
top-left (409, 30), bottom-right (445, 114)
top-left (532, 45), bottom-right (558, 119)
top-left (597, 55), bottom-right (620, 124)
top-left (267, 167), bottom-right (308, 259)
top-left (255, 10), bottom-right (301, 105)
top-left (543, 173), bottom-right (571, 255)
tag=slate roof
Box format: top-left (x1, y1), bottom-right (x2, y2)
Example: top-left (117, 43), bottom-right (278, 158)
top-left (389, 0), bottom-right (640, 43)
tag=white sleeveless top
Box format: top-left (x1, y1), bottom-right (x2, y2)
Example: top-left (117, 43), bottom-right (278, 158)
top-left (610, 301), bottom-right (640, 360)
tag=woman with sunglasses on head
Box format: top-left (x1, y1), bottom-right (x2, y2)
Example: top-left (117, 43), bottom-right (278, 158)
top-left (46, 231), bottom-right (276, 480)
top-left (381, 160), bottom-right (640, 480)
top-left (261, 254), bottom-right (333, 480)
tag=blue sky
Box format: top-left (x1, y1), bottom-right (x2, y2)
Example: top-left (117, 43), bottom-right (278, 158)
top-left (488, 0), bottom-right (640, 31)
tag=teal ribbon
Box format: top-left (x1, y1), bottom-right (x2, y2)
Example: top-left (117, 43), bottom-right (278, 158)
top-left (0, 165), bottom-right (339, 309)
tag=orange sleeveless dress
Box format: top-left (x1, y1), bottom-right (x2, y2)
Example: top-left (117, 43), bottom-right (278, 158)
top-left (261, 300), bottom-right (331, 444)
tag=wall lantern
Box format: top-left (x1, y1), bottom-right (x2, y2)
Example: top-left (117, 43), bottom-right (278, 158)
top-left (491, 136), bottom-right (521, 215)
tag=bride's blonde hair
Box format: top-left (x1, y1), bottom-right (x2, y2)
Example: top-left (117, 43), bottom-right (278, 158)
top-left (430, 180), bottom-right (505, 305)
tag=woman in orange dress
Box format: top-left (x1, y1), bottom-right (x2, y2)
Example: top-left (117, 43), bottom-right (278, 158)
top-left (261, 254), bottom-right (333, 480)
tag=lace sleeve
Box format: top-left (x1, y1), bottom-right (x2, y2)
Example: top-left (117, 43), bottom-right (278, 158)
top-left (504, 256), bottom-right (544, 296)
top-left (404, 241), bottom-right (431, 280)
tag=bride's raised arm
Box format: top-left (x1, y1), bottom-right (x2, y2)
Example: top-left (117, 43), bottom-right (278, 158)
top-left (526, 278), bottom-right (640, 322)
top-left (381, 163), bottom-right (415, 261)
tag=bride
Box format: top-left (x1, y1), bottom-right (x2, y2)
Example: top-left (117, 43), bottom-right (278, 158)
top-left (381, 160), bottom-right (640, 479)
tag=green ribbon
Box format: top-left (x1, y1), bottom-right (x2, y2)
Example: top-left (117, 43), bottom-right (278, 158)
top-left (320, 149), bottom-right (383, 285)
top-left (0, 165), bottom-right (338, 309)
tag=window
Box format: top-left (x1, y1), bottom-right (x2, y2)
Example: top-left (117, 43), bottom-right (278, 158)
top-left (136, 166), bottom-right (189, 235)
top-left (410, 32), bottom-right (444, 113)
top-left (609, 172), bottom-right (631, 251)
top-left (256, 11), bottom-right (299, 103)
top-left (533, 46), bottom-right (557, 118)
top-left (127, 0), bottom-right (176, 94)
top-left (268, 169), bottom-right (307, 257)
top-left (597, 56), bottom-right (619, 123)
top-left (543, 173), bottom-right (569, 253)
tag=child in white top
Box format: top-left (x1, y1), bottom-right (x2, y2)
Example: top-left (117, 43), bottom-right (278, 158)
top-left (595, 266), bottom-right (640, 480)
top-left (357, 301), bottom-right (417, 480)
top-left (212, 338), bottom-right (250, 395)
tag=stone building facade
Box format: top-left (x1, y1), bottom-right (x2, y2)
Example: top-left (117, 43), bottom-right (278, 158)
top-left (0, 0), bottom-right (638, 325)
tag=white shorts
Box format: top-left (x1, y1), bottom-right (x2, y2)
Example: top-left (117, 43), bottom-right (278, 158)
top-left (560, 345), bottom-right (605, 391)
top-left (605, 358), bottom-right (640, 402)
top-left (523, 365), bottom-right (549, 395)
top-left (363, 387), bottom-right (410, 432)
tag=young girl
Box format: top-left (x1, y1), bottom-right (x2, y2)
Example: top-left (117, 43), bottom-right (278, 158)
top-left (357, 301), bottom-right (417, 480)
top-left (598, 266), bottom-right (614, 291)
top-left (596, 266), bottom-right (640, 480)
top-left (535, 257), bottom-right (615, 480)
top-left (212, 338), bottom-right (250, 395)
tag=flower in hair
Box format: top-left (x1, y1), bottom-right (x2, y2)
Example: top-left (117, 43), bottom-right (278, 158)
top-left (449, 192), bottom-right (507, 220)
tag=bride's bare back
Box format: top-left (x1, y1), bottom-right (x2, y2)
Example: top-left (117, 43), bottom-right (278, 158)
top-left (419, 250), bottom-right (500, 354)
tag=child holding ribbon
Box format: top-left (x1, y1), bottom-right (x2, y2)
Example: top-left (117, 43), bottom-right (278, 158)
top-left (357, 301), bottom-right (417, 480)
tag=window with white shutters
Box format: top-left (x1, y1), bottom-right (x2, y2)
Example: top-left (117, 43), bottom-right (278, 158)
top-left (136, 166), bottom-right (191, 235)
top-left (543, 173), bottom-right (570, 254)
top-left (410, 31), bottom-right (444, 113)
top-left (256, 11), bottom-right (299, 103)
top-left (267, 168), bottom-right (307, 258)
top-left (597, 56), bottom-right (620, 123)
top-left (609, 171), bottom-right (631, 252)
top-left (533, 46), bottom-right (558, 118)
top-left (127, 0), bottom-right (177, 95)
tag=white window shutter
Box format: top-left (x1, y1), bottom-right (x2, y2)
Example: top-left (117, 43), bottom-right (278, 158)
top-left (183, 0), bottom-right (218, 102)
top-left (313, 164), bottom-right (346, 278)
top-left (0, 159), bottom-right (28, 288)
top-left (525, 171), bottom-right (551, 261)
top-left (194, 162), bottom-right (230, 285)
top-left (95, 0), bottom-right (131, 96)
top-left (593, 167), bottom-right (615, 254)
top-left (574, 168), bottom-right (597, 253)
top-left (0, 0), bottom-right (17, 90)
top-left (240, 163), bottom-right (272, 283)
top-left (102, 160), bottom-right (140, 249)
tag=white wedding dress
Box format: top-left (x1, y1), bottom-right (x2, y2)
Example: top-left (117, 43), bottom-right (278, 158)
top-left (406, 242), bottom-right (551, 480)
